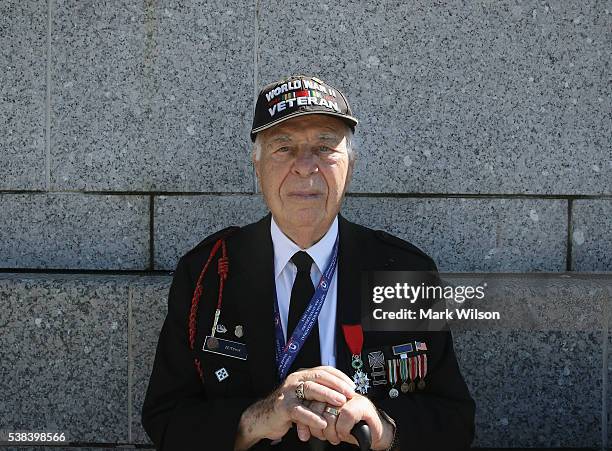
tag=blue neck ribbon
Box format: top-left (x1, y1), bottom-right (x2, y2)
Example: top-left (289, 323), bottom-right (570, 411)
top-left (272, 234), bottom-right (339, 381)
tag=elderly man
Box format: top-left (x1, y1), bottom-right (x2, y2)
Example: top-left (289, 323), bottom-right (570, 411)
top-left (142, 75), bottom-right (475, 450)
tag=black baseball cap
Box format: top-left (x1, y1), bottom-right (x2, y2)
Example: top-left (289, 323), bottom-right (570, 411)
top-left (250, 75), bottom-right (358, 142)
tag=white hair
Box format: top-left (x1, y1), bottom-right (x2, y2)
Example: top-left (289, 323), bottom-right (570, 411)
top-left (252, 123), bottom-right (355, 162)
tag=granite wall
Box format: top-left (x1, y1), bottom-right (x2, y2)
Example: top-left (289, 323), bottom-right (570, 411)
top-left (0, 0), bottom-right (610, 449)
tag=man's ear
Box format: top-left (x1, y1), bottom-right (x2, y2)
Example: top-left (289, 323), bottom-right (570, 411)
top-left (345, 158), bottom-right (355, 191)
top-left (252, 154), bottom-right (260, 178)
top-left (252, 153), bottom-right (262, 189)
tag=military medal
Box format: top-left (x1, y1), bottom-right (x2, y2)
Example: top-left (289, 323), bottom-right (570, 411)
top-left (352, 363), bottom-right (370, 395)
top-left (387, 359), bottom-right (399, 398)
top-left (417, 353), bottom-right (428, 389)
top-left (234, 325), bottom-right (244, 338)
top-left (342, 324), bottom-right (369, 394)
top-left (392, 343), bottom-right (415, 393)
top-left (368, 351), bottom-right (387, 386)
top-left (399, 357), bottom-right (410, 393)
top-left (407, 356), bottom-right (417, 392)
top-left (368, 350), bottom-right (385, 368)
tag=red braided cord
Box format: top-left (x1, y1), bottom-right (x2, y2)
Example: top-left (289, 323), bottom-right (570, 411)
top-left (217, 240), bottom-right (228, 309)
top-left (187, 238), bottom-right (230, 384)
top-left (188, 239), bottom-right (222, 351)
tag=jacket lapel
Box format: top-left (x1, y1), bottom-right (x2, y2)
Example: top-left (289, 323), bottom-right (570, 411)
top-left (227, 212), bottom-right (279, 396)
top-left (335, 213), bottom-right (367, 375)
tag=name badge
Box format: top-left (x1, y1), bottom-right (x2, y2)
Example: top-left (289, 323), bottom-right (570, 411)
top-left (203, 335), bottom-right (248, 360)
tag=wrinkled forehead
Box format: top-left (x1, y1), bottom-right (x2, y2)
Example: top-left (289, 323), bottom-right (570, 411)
top-left (260, 115), bottom-right (349, 145)
top-left (266, 130), bottom-right (344, 145)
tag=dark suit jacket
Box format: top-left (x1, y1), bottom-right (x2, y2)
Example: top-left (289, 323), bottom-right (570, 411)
top-left (142, 212), bottom-right (475, 450)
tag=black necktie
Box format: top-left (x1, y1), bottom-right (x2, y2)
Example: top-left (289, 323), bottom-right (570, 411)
top-left (287, 251), bottom-right (321, 373)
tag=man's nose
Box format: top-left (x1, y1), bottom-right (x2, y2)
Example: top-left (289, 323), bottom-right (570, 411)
top-left (292, 149), bottom-right (318, 176)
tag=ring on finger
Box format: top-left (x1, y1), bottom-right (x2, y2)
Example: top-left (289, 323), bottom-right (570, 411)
top-left (324, 406), bottom-right (340, 416)
top-left (295, 381), bottom-right (306, 401)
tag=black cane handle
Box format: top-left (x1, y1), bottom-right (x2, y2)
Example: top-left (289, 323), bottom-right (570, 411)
top-left (308, 421), bottom-right (371, 450)
top-left (350, 420), bottom-right (372, 450)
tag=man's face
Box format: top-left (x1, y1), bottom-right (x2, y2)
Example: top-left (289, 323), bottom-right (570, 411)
top-left (253, 114), bottom-right (354, 234)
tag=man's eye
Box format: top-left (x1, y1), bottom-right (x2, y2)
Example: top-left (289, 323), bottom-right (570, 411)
top-left (317, 146), bottom-right (333, 153)
top-left (276, 147), bottom-right (290, 153)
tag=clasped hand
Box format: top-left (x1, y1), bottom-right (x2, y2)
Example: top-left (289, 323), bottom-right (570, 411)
top-left (235, 366), bottom-right (393, 450)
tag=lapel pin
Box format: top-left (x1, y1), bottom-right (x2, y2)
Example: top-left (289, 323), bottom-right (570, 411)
top-left (216, 324), bottom-right (227, 334)
top-left (415, 341), bottom-right (428, 352)
top-left (235, 325), bottom-right (244, 338)
top-left (215, 367), bottom-right (229, 382)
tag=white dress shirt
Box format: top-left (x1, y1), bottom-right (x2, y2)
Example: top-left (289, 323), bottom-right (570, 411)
top-left (270, 214), bottom-right (338, 368)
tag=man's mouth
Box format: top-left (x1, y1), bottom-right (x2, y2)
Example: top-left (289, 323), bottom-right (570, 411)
top-left (288, 191), bottom-right (323, 199)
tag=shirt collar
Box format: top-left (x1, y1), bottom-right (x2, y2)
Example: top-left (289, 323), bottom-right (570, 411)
top-left (270, 214), bottom-right (339, 279)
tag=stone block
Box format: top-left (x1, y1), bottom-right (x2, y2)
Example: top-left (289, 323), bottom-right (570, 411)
top-left (0, 274), bottom-right (129, 443)
top-left (341, 196), bottom-right (567, 272)
top-left (154, 194), bottom-right (268, 270)
top-left (0, 0), bottom-right (47, 190)
top-left (0, 193), bottom-right (149, 270)
top-left (572, 200), bottom-right (612, 271)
